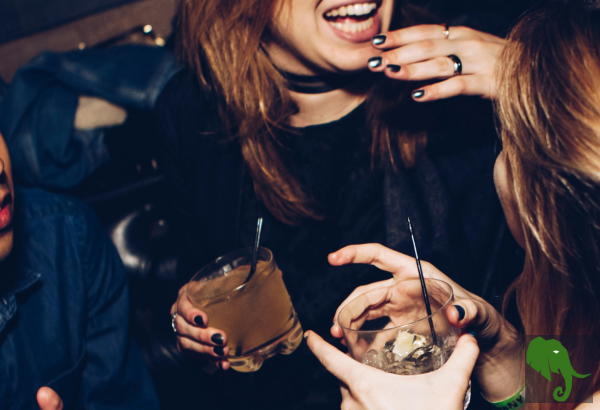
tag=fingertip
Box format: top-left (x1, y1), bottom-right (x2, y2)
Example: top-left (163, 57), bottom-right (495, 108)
top-left (328, 251), bottom-right (342, 265)
top-left (368, 56), bottom-right (383, 70)
top-left (458, 332), bottom-right (480, 353)
top-left (37, 387), bottom-right (62, 410)
top-left (412, 89), bottom-right (425, 100)
top-left (194, 314), bottom-right (206, 327)
top-left (220, 360), bottom-right (231, 371)
top-left (372, 34), bottom-right (387, 47)
top-left (330, 323), bottom-right (343, 338)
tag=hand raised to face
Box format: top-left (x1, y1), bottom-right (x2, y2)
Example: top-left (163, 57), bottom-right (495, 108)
top-left (367, 24), bottom-right (505, 101)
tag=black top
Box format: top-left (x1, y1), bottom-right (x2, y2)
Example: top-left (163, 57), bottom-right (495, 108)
top-left (154, 70), bottom-right (522, 409)
top-left (237, 104), bottom-right (388, 330)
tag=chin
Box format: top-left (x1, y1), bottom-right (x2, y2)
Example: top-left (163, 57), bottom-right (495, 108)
top-left (325, 47), bottom-right (380, 73)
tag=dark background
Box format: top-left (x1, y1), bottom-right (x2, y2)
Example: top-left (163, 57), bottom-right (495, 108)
top-left (0, 0), bottom-right (141, 44)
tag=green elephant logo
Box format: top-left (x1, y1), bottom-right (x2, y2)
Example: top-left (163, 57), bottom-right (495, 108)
top-left (526, 337), bottom-right (591, 402)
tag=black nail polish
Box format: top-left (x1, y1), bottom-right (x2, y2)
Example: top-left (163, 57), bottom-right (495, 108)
top-left (372, 35), bottom-right (386, 45)
top-left (214, 346), bottom-right (225, 356)
top-left (387, 64), bottom-right (401, 73)
top-left (454, 305), bottom-right (466, 321)
top-left (194, 315), bottom-right (204, 326)
top-left (368, 57), bottom-right (382, 68)
top-left (331, 321), bottom-right (336, 328)
top-left (413, 89), bottom-right (425, 98)
top-left (211, 333), bottom-right (224, 345)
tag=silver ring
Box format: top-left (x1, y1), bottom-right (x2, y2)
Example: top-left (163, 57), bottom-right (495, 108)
top-left (448, 54), bottom-right (462, 76)
top-left (171, 312), bottom-right (179, 334)
top-left (443, 23), bottom-right (450, 40)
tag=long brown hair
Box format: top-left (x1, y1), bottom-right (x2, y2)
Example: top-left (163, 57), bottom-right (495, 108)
top-left (496, 5), bottom-right (600, 408)
top-left (176, 0), bottom-right (431, 224)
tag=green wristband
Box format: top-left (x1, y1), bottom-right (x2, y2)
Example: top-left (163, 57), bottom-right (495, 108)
top-left (484, 385), bottom-right (526, 410)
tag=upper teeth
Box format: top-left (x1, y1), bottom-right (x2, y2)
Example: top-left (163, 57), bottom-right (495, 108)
top-left (325, 3), bottom-right (377, 18)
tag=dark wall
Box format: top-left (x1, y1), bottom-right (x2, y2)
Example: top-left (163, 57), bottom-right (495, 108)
top-left (0, 0), bottom-right (141, 44)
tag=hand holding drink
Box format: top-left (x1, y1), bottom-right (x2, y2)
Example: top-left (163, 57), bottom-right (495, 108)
top-left (172, 247), bottom-right (303, 372)
top-left (312, 243), bottom-right (523, 407)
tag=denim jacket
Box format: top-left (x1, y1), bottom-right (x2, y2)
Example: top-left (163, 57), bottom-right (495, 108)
top-left (0, 45), bottom-right (181, 189)
top-left (0, 187), bottom-right (160, 409)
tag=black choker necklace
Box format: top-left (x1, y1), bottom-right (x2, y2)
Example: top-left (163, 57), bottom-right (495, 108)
top-left (278, 69), bottom-right (362, 94)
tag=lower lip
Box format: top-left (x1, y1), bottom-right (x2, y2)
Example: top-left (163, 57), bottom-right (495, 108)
top-left (325, 10), bottom-right (381, 43)
top-left (0, 204), bottom-right (12, 230)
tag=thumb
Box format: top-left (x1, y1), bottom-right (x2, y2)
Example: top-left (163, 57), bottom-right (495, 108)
top-left (305, 330), bottom-right (362, 385)
top-left (37, 387), bottom-right (63, 410)
top-left (442, 334), bottom-right (479, 382)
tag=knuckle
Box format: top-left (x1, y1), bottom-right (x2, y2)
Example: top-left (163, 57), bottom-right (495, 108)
top-left (436, 57), bottom-right (452, 74)
top-left (381, 50), bottom-right (398, 64)
top-left (415, 25), bottom-right (431, 36)
top-left (455, 77), bottom-right (468, 93)
top-left (403, 63), bottom-right (417, 78)
top-left (453, 26), bottom-right (470, 36)
top-left (465, 38), bottom-right (485, 54)
top-left (178, 337), bottom-right (191, 350)
top-left (195, 328), bottom-right (209, 343)
top-left (425, 85), bottom-right (439, 99)
top-left (418, 39), bottom-right (436, 54)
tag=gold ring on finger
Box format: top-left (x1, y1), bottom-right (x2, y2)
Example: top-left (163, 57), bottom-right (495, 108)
top-left (443, 23), bottom-right (450, 40)
top-left (448, 54), bottom-right (462, 76)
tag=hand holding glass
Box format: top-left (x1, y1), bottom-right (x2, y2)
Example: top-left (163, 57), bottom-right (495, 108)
top-left (187, 248), bottom-right (303, 372)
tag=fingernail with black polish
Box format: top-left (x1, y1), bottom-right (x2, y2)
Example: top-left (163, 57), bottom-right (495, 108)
top-left (303, 332), bottom-right (309, 340)
top-left (368, 57), bottom-right (382, 68)
top-left (331, 321), bottom-right (336, 328)
top-left (387, 64), bottom-right (401, 73)
top-left (468, 330), bottom-right (477, 338)
top-left (214, 346), bottom-right (225, 356)
top-left (194, 315), bottom-right (204, 326)
top-left (454, 304), bottom-right (466, 321)
top-left (413, 89), bottom-right (425, 99)
top-left (372, 35), bottom-right (386, 45)
top-left (211, 333), bottom-right (224, 345)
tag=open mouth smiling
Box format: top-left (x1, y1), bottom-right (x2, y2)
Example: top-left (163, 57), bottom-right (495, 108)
top-left (323, 2), bottom-right (380, 34)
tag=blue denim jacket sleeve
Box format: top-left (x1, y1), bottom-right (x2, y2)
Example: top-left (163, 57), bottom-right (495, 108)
top-left (0, 188), bottom-right (160, 409)
top-left (0, 45), bottom-right (181, 189)
top-left (70, 194), bottom-right (160, 409)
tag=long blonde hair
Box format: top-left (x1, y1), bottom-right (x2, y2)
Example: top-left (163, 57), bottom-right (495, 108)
top-left (176, 0), bottom-right (431, 224)
top-left (496, 4), bottom-right (600, 408)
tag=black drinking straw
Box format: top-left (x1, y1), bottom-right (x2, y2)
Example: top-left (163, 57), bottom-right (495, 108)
top-left (244, 217), bottom-right (264, 284)
top-left (407, 218), bottom-right (438, 346)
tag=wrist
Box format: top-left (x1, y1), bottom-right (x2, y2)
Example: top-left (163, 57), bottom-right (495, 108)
top-left (475, 333), bottom-right (524, 402)
top-left (483, 384), bottom-right (526, 409)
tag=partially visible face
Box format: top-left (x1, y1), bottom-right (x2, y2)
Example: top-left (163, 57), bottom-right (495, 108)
top-left (265, 0), bottom-right (394, 75)
top-left (0, 134), bottom-right (14, 262)
top-left (494, 151), bottom-right (525, 248)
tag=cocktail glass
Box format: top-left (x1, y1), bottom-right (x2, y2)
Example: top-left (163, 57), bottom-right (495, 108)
top-left (338, 278), bottom-right (470, 408)
top-left (187, 247), bottom-right (303, 372)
